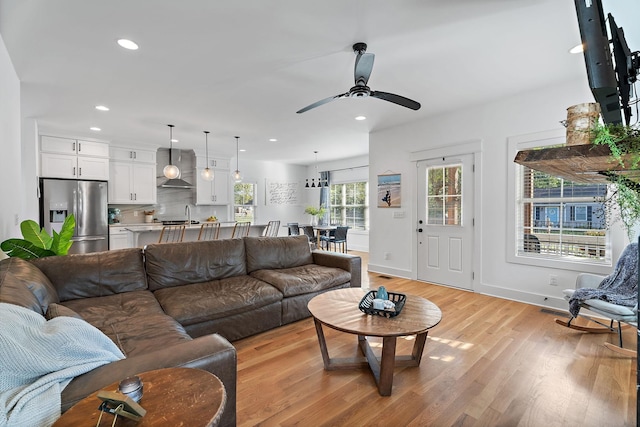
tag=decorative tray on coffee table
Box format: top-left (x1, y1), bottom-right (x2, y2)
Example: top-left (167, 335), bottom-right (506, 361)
top-left (358, 290), bottom-right (406, 318)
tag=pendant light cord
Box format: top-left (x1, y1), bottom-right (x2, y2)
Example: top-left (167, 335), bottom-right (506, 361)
top-left (235, 136), bottom-right (240, 172)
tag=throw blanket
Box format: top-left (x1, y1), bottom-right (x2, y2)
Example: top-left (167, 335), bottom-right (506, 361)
top-left (569, 243), bottom-right (638, 318)
top-left (0, 303), bottom-right (125, 427)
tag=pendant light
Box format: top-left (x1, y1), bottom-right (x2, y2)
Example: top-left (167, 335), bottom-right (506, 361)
top-left (201, 131), bottom-right (214, 181)
top-left (163, 124), bottom-right (180, 179)
top-left (305, 151), bottom-right (327, 188)
top-left (232, 136), bottom-right (242, 183)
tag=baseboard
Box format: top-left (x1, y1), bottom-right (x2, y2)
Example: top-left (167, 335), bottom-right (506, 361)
top-left (367, 263), bottom-right (412, 280)
top-left (475, 282), bottom-right (568, 311)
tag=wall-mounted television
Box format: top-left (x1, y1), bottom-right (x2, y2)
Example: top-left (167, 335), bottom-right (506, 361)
top-left (574, 0), bottom-right (639, 126)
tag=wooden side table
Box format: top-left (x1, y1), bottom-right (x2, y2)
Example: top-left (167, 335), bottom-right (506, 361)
top-left (53, 367), bottom-right (226, 427)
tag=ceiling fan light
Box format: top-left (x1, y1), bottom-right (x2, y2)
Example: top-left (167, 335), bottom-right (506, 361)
top-left (163, 164), bottom-right (180, 179)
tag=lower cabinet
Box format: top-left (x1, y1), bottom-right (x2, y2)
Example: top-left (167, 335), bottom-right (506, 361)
top-left (109, 228), bottom-right (132, 250)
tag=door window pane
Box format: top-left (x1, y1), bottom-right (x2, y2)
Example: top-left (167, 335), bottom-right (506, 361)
top-left (426, 165), bottom-right (462, 226)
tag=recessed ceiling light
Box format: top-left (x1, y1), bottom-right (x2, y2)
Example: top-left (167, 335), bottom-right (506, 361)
top-left (569, 44), bottom-right (584, 54)
top-left (240, 149), bottom-right (246, 152)
top-left (95, 105), bottom-right (109, 111)
top-left (269, 138), bottom-right (278, 142)
top-left (90, 127), bottom-right (101, 132)
top-left (171, 139), bottom-right (178, 143)
top-left (117, 39), bottom-right (139, 50)
top-left (355, 115), bottom-right (367, 121)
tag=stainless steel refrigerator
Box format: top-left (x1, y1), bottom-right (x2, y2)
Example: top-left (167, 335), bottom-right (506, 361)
top-left (39, 178), bottom-right (109, 254)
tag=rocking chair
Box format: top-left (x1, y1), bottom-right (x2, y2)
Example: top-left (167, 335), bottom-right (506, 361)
top-left (555, 243), bottom-right (638, 356)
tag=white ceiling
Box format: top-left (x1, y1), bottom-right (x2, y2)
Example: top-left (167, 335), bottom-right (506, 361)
top-left (0, 0), bottom-right (637, 165)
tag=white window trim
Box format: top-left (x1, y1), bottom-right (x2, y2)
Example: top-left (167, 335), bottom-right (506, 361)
top-left (506, 129), bottom-right (612, 274)
top-left (330, 181), bottom-right (369, 231)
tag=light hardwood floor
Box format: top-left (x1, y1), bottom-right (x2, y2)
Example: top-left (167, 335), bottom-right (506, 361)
top-left (234, 251), bottom-right (636, 426)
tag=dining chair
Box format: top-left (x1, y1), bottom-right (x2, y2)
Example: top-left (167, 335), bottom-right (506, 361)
top-left (232, 221), bottom-right (251, 238)
top-left (324, 226), bottom-right (348, 253)
top-left (301, 225), bottom-right (317, 250)
top-left (158, 225), bottom-right (185, 243)
top-left (198, 222), bottom-right (221, 240)
top-left (262, 220), bottom-right (280, 237)
top-left (287, 223), bottom-right (300, 236)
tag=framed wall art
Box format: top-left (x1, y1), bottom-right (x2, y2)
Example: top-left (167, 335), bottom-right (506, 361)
top-left (377, 173), bottom-right (401, 208)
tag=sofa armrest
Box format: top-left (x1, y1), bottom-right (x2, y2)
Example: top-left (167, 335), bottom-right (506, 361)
top-left (61, 334), bottom-right (237, 427)
top-left (576, 273), bottom-right (606, 289)
top-left (312, 251), bottom-right (361, 288)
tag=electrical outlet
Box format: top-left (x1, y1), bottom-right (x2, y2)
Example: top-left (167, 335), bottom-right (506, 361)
top-left (549, 275), bottom-right (558, 286)
top-left (133, 210), bottom-right (138, 217)
top-left (384, 252), bottom-right (391, 260)
top-left (14, 214), bottom-right (19, 226)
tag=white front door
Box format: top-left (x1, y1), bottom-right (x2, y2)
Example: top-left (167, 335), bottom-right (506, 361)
top-left (417, 154), bottom-right (474, 290)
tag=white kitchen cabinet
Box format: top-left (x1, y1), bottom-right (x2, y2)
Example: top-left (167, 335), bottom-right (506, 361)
top-left (110, 146), bottom-right (156, 164)
top-left (195, 156), bottom-right (230, 205)
top-left (108, 162), bottom-right (157, 204)
top-left (40, 136), bottom-right (109, 180)
top-left (109, 227), bottom-right (132, 250)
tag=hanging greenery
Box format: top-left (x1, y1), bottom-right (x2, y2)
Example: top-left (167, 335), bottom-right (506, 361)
top-left (591, 123), bottom-right (640, 241)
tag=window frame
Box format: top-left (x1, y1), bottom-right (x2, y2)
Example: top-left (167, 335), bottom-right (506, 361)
top-left (506, 130), bottom-right (612, 273)
top-left (329, 181), bottom-right (369, 231)
top-left (233, 182), bottom-right (257, 223)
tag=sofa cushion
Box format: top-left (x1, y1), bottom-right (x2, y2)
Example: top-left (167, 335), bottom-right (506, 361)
top-left (45, 303), bottom-right (83, 320)
top-left (31, 248), bottom-right (147, 302)
top-left (61, 290), bottom-right (191, 356)
top-left (0, 257), bottom-right (59, 315)
top-left (145, 239), bottom-right (247, 291)
top-left (244, 235), bottom-right (313, 273)
top-left (153, 275), bottom-right (283, 326)
top-left (250, 264), bottom-right (352, 297)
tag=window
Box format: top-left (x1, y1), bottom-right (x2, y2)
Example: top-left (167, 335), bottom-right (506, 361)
top-left (234, 183), bottom-right (256, 222)
top-left (427, 165), bottom-right (462, 225)
top-left (329, 182), bottom-right (368, 230)
top-left (516, 164), bottom-right (609, 262)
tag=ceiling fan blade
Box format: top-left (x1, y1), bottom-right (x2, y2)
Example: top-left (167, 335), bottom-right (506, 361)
top-left (354, 53), bottom-right (374, 86)
top-left (370, 91), bottom-right (421, 110)
top-left (296, 93), bottom-right (348, 114)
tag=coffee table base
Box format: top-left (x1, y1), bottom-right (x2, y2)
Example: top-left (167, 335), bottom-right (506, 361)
top-left (313, 318), bottom-right (428, 396)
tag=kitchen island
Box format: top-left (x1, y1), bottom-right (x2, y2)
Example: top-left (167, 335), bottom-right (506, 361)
top-left (109, 222), bottom-right (268, 249)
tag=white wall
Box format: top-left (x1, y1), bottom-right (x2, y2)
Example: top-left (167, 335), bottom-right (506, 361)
top-left (0, 35), bottom-right (21, 249)
top-left (369, 78), bottom-right (628, 309)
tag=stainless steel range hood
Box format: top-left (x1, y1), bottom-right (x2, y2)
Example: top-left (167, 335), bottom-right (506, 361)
top-left (159, 149), bottom-right (194, 189)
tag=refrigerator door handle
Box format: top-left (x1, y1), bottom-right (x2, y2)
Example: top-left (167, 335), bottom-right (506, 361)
top-left (71, 236), bottom-right (106, 242)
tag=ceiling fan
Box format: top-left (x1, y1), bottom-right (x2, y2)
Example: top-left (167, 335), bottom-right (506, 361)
top-left (296, 42), bottom-right (421, 114)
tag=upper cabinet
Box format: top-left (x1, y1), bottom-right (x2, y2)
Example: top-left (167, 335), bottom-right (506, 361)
top-left (195, 156), bottom-right (230, 205)
top-left (108, 146), bottom-right (157, 204)
top-left (110, 147), bottom-right (156, 164)
top-left (40, 136), bottom-right (109, 180)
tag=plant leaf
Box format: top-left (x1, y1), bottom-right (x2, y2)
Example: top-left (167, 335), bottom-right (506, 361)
top-left (0, 239), bottom-right (56, 259)
top-left (50, 214), bottom-right (76, 255)
top-left (20, 220), bottom-right (52, 249)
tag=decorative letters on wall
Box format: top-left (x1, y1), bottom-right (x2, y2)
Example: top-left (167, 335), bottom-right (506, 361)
top-left (265, 180), bottom-right (299, 206)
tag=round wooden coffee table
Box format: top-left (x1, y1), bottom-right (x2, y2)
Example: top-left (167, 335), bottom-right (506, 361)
top-left (308, 287), bottom-right (442, 396)
top-left (53, 367), bottom-right (226, 427)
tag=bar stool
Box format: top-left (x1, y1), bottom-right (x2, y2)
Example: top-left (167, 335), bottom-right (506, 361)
top-left (198, 222), bottom-right (221, 240)
top-left (158, 225), bottom-right (185, 243)
top-left (232, 222), bottom-right (251, 238)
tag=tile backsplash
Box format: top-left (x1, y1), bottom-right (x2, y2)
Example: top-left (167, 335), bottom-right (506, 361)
top-left (109, 148), bottom-right (230, 224)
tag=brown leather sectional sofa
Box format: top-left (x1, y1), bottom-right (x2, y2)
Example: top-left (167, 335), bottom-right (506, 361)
top-left (0, 235), bottom-right (361, 427)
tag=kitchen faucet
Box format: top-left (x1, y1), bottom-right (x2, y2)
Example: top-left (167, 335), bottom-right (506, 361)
top-left (185, 204), bottom-right (191, 225)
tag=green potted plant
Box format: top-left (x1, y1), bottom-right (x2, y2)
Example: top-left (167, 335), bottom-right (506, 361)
top-left (304, 206), bottom-right (326, 226)
top-left (592, 123), bottom-right (640, 241)
top-left (1, 215), bottom-right (75, 259)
